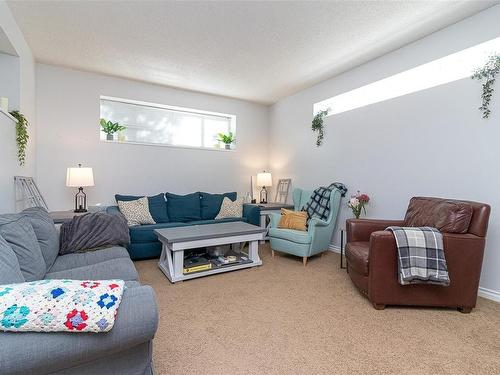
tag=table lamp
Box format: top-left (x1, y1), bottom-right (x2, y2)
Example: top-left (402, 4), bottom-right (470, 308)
top-left (66, 164), bottom-right (94, 212)
top-left (256, 171), bottom-right (272, 204)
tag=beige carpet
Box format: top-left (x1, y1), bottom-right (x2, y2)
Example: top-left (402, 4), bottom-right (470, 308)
top-left (135, 245), bottom-right (500, 375)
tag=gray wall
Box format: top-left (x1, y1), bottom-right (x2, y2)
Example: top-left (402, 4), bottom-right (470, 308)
top-left (269, 5), bottom-right (500, 296)
top-left (35, 64), bottom-right (270, 210)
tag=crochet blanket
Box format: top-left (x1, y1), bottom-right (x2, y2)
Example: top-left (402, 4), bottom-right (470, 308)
top-left (386, 226), bottom-right (450, 286)
top-left (60, 212), bottom-right (130, 254)
top-left (304, 182), bottom-right (347, 221)
top-left (0, 279), bottom-right (125, 332)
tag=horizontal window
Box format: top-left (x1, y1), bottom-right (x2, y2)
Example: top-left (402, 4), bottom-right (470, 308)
top-left (314, 36), bottom-right (500, 117)
top-left (100, 96), bottom-right (236, 150)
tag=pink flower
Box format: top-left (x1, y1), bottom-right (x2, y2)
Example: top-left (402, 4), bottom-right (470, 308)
top-left (358, 194), bottom-right (370, 203)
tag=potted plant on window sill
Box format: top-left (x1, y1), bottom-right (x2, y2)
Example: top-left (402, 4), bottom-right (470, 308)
top-left (100, 118), bottom-right (126, 141)
top-left (218, 132), bottom-right (235, 150)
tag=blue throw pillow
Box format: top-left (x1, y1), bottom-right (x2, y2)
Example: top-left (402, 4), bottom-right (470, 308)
top-left (200, 192), bottom-right (237, 220)
top-left (166, 192), bottom-right (201, 222)
top-left (115, 193), bottom-right (169, 223)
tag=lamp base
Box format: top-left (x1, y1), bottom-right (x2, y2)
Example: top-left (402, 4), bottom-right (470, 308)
top-left (73, 208), bottom-right (87, 213)
top-left (260, 186), bottom-right (268, 204)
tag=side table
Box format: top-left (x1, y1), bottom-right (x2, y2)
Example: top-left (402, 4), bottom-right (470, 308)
top-left (257, 203), bottom-right (294, 243)
top-left (49, 210), bottom-right (87, 224)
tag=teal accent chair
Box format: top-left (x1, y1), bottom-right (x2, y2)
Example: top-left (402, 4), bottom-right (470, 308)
top-left (268, 188), bottom-right (342, 265)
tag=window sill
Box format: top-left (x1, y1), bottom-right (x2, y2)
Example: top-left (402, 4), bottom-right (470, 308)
top-left (100, 139), bottom-right (236, 152)
top-left (0, 108), bottom-right (16, 123)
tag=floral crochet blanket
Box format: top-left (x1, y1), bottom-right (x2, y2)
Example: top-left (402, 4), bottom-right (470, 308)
top-left (0, 279), bottom-right (125, 333)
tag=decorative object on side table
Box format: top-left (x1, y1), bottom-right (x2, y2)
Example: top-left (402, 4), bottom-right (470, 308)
top-left (256, 171), bottom-right (272, 204)
top-left (217, 131), bottom-right (235, 150)
top-left (100, 118), bottom-right (126, 141)
top-left (66, 164), bottom-right (94, 213)
top-left (274, 178), bottom-right (291, 203)
top-left (348, 191), bottom-right (370, 219)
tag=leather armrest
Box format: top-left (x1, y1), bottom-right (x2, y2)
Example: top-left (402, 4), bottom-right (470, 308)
top-left (346, 218), bottom-right (404, 242)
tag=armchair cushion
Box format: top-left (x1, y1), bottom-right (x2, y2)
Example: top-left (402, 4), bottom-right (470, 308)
top-left (268, 227), bottom-right (311, 244)
top-left (278, 209), bottom-right (307, 231)
top-left (403, 197), bottom-right (473, 233)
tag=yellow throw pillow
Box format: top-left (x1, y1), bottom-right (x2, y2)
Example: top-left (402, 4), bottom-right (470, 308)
top-left (278, 209), bottom-right (308, 231)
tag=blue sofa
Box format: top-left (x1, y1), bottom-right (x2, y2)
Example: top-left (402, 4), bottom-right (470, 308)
top-left (107, 192), bottom-right (260, 260)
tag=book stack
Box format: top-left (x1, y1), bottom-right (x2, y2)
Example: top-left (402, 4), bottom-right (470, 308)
top-left (183, 255), bottom-right (212, 274)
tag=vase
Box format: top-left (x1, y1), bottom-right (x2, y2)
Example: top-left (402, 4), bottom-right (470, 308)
top-left (225, 144), bottom-right (231, 150)
top-left (106, 133), bottom-right (114, 141)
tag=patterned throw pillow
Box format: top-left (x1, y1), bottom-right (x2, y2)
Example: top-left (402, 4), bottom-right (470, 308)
top-left (117, 197), bottom-right (156, 226)
top-left (278, 209), bottom-right (308, 231)
top-left (215, 197), bottom-right (244, 219)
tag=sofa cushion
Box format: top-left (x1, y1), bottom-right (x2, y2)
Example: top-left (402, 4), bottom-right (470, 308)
top-left (216, 197), bottom-right (244, 219)
top-left (403, 197), bottom-right (473, 234)
top-left (21, 207), bottom-right (59, 271)
top-left (345, 241), bottom-right (369, 275)
top-left (268, 227), bottom-right (312, 244)
top-left (118, 197), bottom-right (156, 226)
top-left (0, 215), bottom-right (46, 281)
top-left (45, 258), bottom-right (138, 281)
top-left (0, 234), bottom-right (25, 284)
top-left (200, 192), bottom-right (237, 220)
top-left (129, 222), bottom-right (190, 243)
top-left (166, 192), bottom-right (201, 222)
top-left (116, 193), bottom-right (169, 223)
top-left (49, 246), bottom-right (130, 273)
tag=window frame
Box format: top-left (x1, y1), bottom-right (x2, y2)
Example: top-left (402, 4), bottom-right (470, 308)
top-left (99, 95), bottom-right (237, 152)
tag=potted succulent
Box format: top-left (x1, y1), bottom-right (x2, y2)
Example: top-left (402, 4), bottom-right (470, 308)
top-left (100, 118), bottom-right (126, 141)
top-left (217, 132), bottom-right (235, 150)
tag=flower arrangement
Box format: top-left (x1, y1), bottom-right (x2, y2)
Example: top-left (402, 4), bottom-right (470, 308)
top-left (348, 191), bottom-right (370, 219)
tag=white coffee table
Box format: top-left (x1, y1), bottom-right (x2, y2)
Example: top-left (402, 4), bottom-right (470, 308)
top-left (155, 222), bottom-right (266, 283)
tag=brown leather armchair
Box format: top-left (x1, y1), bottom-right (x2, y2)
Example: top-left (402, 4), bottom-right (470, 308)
top-left (345, 197), bottom-right (490, 313)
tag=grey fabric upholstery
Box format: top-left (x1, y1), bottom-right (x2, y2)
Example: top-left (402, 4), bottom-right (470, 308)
top-left (20, 207), bottom-right (59, 271)
top-left (49, 246), bottom-right (130, 273)
top-left (0, 285), bottom-right (158, 375)
top-left (0, 235), bottom-right (25, 284)
top-left (45, 257), bottom-right (139, 281)
top-left (0, 215), bottom-right (45, 281)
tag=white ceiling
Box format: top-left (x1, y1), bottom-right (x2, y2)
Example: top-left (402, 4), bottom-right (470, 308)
top-left (7, 1), bottom-right (498, 104)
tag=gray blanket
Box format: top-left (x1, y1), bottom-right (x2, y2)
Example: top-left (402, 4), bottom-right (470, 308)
top-left (60, 212), bottom-right (130, 254)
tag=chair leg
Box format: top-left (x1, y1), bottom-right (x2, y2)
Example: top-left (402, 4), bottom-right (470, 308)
top-left (271, 250), bottom-right (275, 258)
top-left (303, 257), bottom-right (308, 266)
top-left (458, 307), bottom-right (472, 314)
top-left (372, 302), bottom-right (386, 310)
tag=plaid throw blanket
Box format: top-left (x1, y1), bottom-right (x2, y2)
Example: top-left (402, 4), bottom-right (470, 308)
top-left (387, 226), bottom-right (450, 286)
top-left (305, 182), bottom-right (347, 221)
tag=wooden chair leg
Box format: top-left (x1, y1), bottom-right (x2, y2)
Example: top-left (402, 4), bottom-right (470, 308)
top-left (458, 307), bottom-right (472, 314)
top-left (372, 303), bottom-right (386, 310)
top-left (271, 250), bottom-right (275, 258)
top-left (303, 257), bottom-right (308, 266)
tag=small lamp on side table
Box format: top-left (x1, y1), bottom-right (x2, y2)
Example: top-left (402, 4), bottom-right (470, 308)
top-left (256, 171), bottom-right (272, 204)
top-left (66, 164), bottom-right (94, 213)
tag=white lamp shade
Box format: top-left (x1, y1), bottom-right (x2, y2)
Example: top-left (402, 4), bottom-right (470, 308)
top-left (66, 167), bottom-right (94, 187)
top-left (256, 172), bottom-right (272, 187)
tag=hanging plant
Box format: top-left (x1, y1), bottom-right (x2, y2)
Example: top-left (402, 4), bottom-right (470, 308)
top-left (9, 110), bottom-right (29, 166)
top-left (471, 54), bottom-right (500, 118)
top-left (311, 109), bottom-right (329, 146)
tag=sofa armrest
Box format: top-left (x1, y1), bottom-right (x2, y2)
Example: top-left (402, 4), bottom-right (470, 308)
top-left (0, 285), bottom-right (158, 375)
top-left (243, 204), bottom-right (260, 226)
top-left (346, 218), bottom-right (404, 243)
top-left (106, 205), bottom-right (122, 216)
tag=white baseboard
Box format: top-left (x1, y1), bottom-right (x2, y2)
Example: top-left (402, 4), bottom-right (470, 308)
top-left (328, 244), bottom-right (341, 254)
top-left (478, 287), bottom-right (500, 303)
top-left (328, 244), bottom-right (500, 304)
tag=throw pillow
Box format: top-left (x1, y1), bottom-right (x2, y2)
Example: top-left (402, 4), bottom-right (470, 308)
top-left (0, 215), bottom-right (46, 281)
top-left (117, 197), bottom-right (156, 226)
top-left (200, 192), bottom-right (237, 220)
top-left (278, 209), bottom-right (308, 231)
top-left (166, 192), bottom-right (202, 222)
top-left (0, 235), bottom-right (25, 284)
top-left (20, 207), bottom-right (59, 272)
top-left (115, 193), bottom-right (169, 223)
top-left (216, 197), bottom-right (244, 219)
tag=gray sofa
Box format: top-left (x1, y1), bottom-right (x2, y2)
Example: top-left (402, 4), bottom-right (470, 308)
top-left (0, 208), bottom-right (158, 375)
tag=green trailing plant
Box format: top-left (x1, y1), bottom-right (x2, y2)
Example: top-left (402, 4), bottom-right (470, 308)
top-left (217, 132), bottom-right (235, 144)
top-left (471, 54), bottom-right (500, 119)
top-left (311, 109), bottom-right (329, 146)
top-left (9, 110), bottom-right (29, 166)
top-left (100, 118), bottom-right (126, 135)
